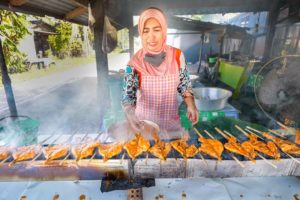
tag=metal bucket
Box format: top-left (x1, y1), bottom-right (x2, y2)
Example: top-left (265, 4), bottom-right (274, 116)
top-left (193, 87), bottom-right (232, 111)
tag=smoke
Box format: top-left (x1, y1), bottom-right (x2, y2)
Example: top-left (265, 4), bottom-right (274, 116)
top-left (7, 77), bottom-right (107, 136)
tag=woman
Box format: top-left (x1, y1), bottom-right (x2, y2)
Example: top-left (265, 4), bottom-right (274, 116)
top-left (122, 7), bottom-right (198, 136)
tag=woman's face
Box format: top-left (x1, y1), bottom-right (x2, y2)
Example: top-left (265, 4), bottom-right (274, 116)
top-left (142, 18), bottom-right (164, 53)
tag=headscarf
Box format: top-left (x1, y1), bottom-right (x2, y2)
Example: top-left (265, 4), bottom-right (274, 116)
top-left (128, 8), bottom-right (179, 76)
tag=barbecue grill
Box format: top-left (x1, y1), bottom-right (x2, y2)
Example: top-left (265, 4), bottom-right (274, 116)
top-left (0, 117), bottom-right (299, 183)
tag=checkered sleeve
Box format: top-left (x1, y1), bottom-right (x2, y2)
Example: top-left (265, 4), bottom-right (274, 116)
top-left (121, 65), bottom-right (139, 106)
top-left (177, 53), bottom-right (194, 97)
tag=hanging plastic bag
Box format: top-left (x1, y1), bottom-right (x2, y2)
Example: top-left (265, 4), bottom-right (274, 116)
top-left (88, 2), bottom-right (95, 31)
top-left (102, 16), bottom-right (117, 53)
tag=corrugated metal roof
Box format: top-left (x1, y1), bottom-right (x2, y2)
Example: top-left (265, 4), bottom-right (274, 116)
top-left (0, 0), bottom-right (282, 28)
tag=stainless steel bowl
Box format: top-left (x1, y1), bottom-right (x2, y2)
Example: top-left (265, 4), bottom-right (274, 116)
top-left (193, 87), bottom-right (232, 111)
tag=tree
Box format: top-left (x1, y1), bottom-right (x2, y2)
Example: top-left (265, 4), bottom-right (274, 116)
top-left (48, 21), bottom-right (72, 59)
top-left (0, 10), bottom-right (30, 73)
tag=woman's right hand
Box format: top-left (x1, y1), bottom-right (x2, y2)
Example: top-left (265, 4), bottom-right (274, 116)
top-left (123, 105), bottom-right (143, 133)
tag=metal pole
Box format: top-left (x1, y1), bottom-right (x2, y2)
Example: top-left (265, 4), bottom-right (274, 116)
top-left (263, 0), bottom-right (280, 61)
top-left (128, 0), bottom-right (134, 58)
top-left (0, 38), bottom-right (18, 116)
top-left (197, 33), bottom-right (204, 74)
top-left (91, 0), bottom-right (109, 128)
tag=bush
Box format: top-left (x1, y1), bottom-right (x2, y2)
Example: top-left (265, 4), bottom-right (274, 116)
top-left (48, 21), bottom-right (72, 59)
top-left (70, 39), bottom-right (83, 57)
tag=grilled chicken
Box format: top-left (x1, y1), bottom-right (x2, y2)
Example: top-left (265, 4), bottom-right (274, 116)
top-left (149, 141), bottom-right (172, 160)
top-left (185, 145), bottom-right (198, 158)
top-left (148, 132), bottom-right (171, 160)
top-left (263, 132), bottom-right (300, 155)
top-left (170, 134), bottom-right (198, 159)
top-left (248, 134), bottom-right (280, 159)
top-left (241, 141), bottom-right (257, 162)
top-left (43, 144), bottom-right (70, 160)
top-left (124, 133), bottom-right (150, 160)
top-left (72, 141), bottom-right (100, 160)
top-left (224, 137), bottom-right (256, 161)
top-left (12, 145), bottom-right (41, 161)
top-left (0, 146), bottom-right (10, 160)
top-left (98, 142), bottom-right (123, 161)
top-left (198, 137), bottom-right (224, 160)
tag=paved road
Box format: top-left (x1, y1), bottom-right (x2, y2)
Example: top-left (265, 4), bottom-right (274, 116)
top-left (0, 53), bottom-right (129, 134)
top-left (0, 53), bottom-right (129, 114)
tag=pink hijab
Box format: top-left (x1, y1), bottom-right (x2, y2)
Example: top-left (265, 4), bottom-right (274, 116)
top-left (128, 8), bottom-right (179, 76)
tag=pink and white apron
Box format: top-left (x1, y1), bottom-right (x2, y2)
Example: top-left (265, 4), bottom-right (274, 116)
top-left (135, 61), bottom-right (181, 132)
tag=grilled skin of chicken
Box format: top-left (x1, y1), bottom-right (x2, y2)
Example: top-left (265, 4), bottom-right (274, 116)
top-left (0, 146), bottom-right (10, 160)
top-left (72, 141), bottom-right (100, 160)
top-left (224, 137), bottom-right (255, 161)
top-left (263, 132), bottom-right (300, 155)
top-left (12, 145), bottom-right (41, 161)
top-left (43, 144), bottom-right (70, 160)
top-left (124, 133), bottom-right (150, 160)
top-left (248, 134), bottom-right (280, 159)
top-left (198, 137), bottom-right (224, 160)
top-left (98, 142), bottom-right (123, 161)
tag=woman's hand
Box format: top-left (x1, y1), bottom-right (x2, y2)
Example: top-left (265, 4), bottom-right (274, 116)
top-left (184, 95), bottom-right (199, 125)
top-left (187, 104), bottom-right (199, 125)
top-left (123, 105), bottom-right (143, 132)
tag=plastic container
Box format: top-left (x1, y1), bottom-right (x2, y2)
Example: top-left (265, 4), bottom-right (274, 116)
top-left (0, 116), bottom-right (39, 146)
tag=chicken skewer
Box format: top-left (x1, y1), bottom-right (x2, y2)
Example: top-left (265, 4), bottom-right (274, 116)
top-left (29, 134), bottom-right (64, 164)
top-left (244, 129), bottom-right (281, 160)
top-left (43, 131), bottom-right (78, 163)
top-left (227, 127), bottom-right (277, 168)
top-left (247, 126), bottom-right (286, 139)
top-left (222, 130), bottom-right (257, 162)
top-left (206, 129), bottom-right (244, 167)
top-left (89, 131), bottom-right (122, 163)
top-left (124, 133), bottom-right (150, 161)
top-left (246, 126), bottom-right (300, 164)
top-left (170, 133), bottom-right (198, 159)
top-left (0, 146), bottom-right (12, 162)
top-left (7, 134), bottom-right (54, 166)
top-left (247, 126), bottom-right (300, 151)
top-left (235, 125), bottom-right (280, 160)
top-left (59, 132), bottom-right (89, 165)
top-left (193, 128), bottom-right (222, 161)
top-left (148, 132), bottom-right (172, 161)
top-left (74, 134), bottom-right (100, 162)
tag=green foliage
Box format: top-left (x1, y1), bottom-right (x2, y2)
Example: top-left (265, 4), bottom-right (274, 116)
top-left (191, 15), bottom-right (203, 21)
top-left (48, 21), bottom-right (72, 59)
top-left (0, 10), bottom-right (30, 73)
top-left (44, 49), bottom-right (52, 57)
top-left (70, 39), bottom-right (83, 57)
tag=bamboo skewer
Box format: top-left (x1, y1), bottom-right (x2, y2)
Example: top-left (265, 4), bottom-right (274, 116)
top-left (29, 134), bottom-right (64, 165)
top-left (59, 132), bottom-right (89, 165)
top-left (87, 131), bottom-right (106, 163)
top-left (268, 129), bottom-right (288, 139)
top-left (246, 127), bottom-right (300, 165)
top-left (246, 126), bottom-right (287, 139)
top-left (120, 153), bottom-right (125, 164)
top-left (247, 126), bottom-right (300, 148)
top-left (203, 130), bottom-right (214, 139)
top-left (214, 127), bottom-right (245, 168)
top-left (233, 126), bottom-right (277, 169)
top-left (192, 128), bottom-right (208, 166)
top-left (44, 132), bottom-right (77, 163)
